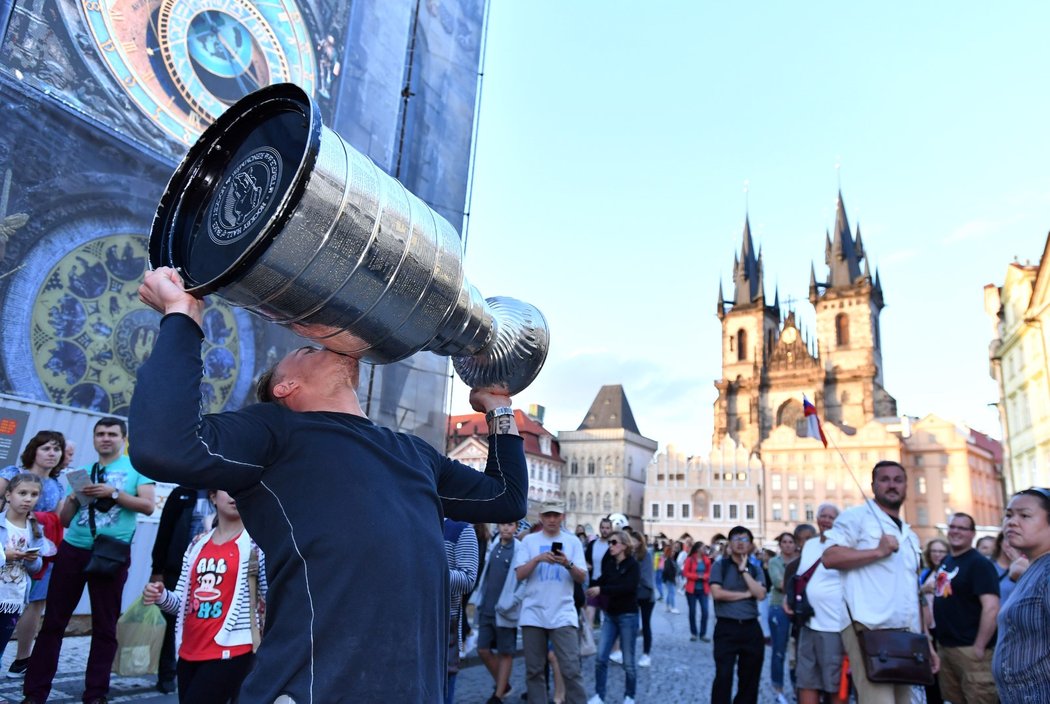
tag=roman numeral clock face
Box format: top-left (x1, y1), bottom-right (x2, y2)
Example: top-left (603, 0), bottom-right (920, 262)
top-left (81, 0), bottom-right (317, 145)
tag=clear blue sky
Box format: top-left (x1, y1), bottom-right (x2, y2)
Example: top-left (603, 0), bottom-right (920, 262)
top-left (450, 2), bottom-right (1050, 455)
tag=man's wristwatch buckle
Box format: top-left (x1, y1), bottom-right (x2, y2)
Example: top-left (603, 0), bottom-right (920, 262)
top-left (485, 407), bottom-right (514, 422)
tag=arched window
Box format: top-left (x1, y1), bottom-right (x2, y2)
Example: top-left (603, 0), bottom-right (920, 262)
top-left (587, 459), bottom-right (596, 475)
top-left (835, 313), bottom-right (850, 346)
top-left (604, 457), bottom-right (614, 474)
top-left (737, 329), bottom-right (747, 361)
top-left (585, 492), bottom-right (594, 511)
top-left (776, 399), bottom-right (806, 437)
top-left (571, 459), bottom-right (578, 475)
top-left (569, 493), bottom-right (577, 510)
top-left (602, 492), bottom-right (612, 512)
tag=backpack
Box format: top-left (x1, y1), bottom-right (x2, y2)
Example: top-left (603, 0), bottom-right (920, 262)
top-left (785, 559), bottom-right (821, 627)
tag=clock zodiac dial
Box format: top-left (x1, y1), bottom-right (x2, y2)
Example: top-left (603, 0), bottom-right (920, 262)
top-left (5, 232), bottom-right (254, 416)
top-left (80, 0), bottom-right (316, 145)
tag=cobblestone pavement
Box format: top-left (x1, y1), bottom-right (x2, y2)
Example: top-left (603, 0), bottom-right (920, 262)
top-left (454, 597), bottom-right (784, 704)
top-left (0, 598), bottom-right (785, 703)
top-left (0, 637), bottom-right (175, 704)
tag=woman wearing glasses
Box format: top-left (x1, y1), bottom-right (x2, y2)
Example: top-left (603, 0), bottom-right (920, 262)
top-left (993, 487), bottom-right (1050, 704)
top-left (585, 531), bottom-right (640, 704)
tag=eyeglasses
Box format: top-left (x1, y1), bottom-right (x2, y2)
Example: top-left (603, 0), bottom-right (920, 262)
top-left (608, 539), bottom-right (620, 546)
top-left (730, 536), bottom-right (751, 543)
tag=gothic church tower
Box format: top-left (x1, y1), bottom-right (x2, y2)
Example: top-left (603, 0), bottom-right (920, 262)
top-left (712, 192), bottom-right (897, 454)
top-left (809, 192), bottom-right (896, 427)
top-left (713, 216), bottom-right (780, 451)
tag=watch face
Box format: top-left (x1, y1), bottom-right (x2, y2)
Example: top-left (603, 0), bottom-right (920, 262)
top-left (781, 327), bottom-right (798, 344)
top-left (80, 0), bottom-right (317, 145)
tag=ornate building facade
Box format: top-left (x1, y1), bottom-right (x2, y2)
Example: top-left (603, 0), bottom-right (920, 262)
top-left (710, 193), bottom-right (1002, 541)
top-left (447, 408), bottom-right (565, 521)
top-left (559, 385), bottom-right (658, 534)
top-left (985, 237), bottom-right (1050, 495)
top-left (643, 440), bottom-right (761, 544)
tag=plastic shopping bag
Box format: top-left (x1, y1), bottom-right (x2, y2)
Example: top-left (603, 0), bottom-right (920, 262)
top-left (113, 596), bottom-right (166, 676)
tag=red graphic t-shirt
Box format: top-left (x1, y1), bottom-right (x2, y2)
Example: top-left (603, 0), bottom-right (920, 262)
top-left (179, 533), bottom-right (252, 662)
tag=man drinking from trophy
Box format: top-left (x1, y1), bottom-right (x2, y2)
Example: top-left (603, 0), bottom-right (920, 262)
top-left (129, 265), bottom-right (528, 704)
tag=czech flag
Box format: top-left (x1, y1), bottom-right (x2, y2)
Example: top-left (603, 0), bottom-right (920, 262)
top-left (803, 395), bottom-right (827, 447)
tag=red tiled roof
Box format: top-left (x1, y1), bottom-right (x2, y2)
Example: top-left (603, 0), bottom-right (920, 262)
top-left (447, 410), bottom-right (564, 463)
top-left (970, 429), bottom-right (1003, 464)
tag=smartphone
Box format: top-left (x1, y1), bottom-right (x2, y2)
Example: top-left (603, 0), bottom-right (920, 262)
top-left (23, 547), bottom-right (40, 555)
top-left (551, 541), bottom-right (563, 554)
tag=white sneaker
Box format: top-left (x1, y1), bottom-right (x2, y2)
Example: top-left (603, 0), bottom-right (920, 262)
top-left (609, 650), bottom-right (623, 664)
top-left (774, 694), bottom-right (789, 704)
top-left (669, 608), bottom-right (680, 614)
top-left (587, 695), bottom-right (604, 704)
top-left (638, 653), bottom-right (651, 667)
top-left (463, 632), bottom-right (478, 656)
top-left (624, 698), bottom-right (635, 704)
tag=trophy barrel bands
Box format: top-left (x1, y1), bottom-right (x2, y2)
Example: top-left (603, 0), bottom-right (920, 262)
top-left (149, 83), bottom-right (548, 393)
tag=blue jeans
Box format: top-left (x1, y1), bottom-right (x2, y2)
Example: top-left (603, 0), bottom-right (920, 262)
top-left (595, 611), bottom-right (638, 699)
top-left (687, 591), bottom-right (709, 638)
top-left (768, 604), bottom-right (791, 690)
top-left (663, 580), bottom-right (676, 609)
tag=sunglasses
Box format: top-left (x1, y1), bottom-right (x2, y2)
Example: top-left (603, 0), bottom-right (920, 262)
top-left (608, 539), bottom-right (620, 546)
top-left (730, 536), bottom-right (751, 543)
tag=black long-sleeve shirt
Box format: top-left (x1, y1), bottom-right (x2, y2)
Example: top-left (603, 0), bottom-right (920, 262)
top-left (595, 556), bottom-right (641, 615)
top-left (129, 313), bottom-right (527, 703)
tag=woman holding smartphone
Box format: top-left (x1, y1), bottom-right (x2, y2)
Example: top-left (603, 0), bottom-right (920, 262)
top-left (585, 530), bottom-right (640, 704)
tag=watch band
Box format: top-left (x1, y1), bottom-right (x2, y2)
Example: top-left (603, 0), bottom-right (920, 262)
top-left (485, 406), bottom-right (514, 423)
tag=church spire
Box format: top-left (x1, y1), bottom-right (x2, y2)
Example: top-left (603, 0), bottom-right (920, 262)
top-left (732, 215), bottom-right (762, 305)
top-left (825, 190), bottom-right (864, 289)
top-left (717, 280), bottom-right (725, 320)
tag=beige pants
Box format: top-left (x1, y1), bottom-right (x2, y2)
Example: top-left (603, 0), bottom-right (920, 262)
top-left (938, 645), bottom-right (998, 704)
top-left (839, 626), bottom-right (916, 704)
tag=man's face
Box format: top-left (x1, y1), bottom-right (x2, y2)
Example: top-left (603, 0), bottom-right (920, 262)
top-left (728, 533), bottom-right (752, 556)
top-left (275, 346), bottom-right (358, 398)
top-left (93, 424), bottom-right (125, 458)
top-left (872, 463), bottom-right (907, 510)
top-left (947, 515), bottom-right (975, 553)
top-left (816, 506), bottom-right (839, 534)
top-left (795, 527), bottom-right (817, 547)
top-left (498, 522), bottom-right (517, 542)
top-left (540, 512), bottom-right (563, 533)
top-left (599, 520), bottom-right (612, 539)
top-left (62, 442), bottom-right (76, 470)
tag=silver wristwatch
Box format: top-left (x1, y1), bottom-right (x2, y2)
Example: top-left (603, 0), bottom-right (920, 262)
top-left (485, 406), bottom-right (514, 423)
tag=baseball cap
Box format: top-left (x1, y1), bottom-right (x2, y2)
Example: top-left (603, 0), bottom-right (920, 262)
top-left (539, 500), bottom-right (566, 515)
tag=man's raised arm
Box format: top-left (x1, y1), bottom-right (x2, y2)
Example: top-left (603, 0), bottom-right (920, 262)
top-left (129, 268), bottom-right (273, 493)
top-left (438, 389), bottom-right (527, 523)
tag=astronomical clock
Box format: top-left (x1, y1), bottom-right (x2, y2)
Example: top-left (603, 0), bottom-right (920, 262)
top-left (2, 0), bottom-right (340, 155)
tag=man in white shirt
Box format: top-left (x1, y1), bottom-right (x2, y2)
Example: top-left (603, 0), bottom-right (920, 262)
top-left (823, 461), bottom-right (939, 704)
top-left (515, 500), bottom-right (588, 704)
top-left (793, 503), bottom-right (846, 704)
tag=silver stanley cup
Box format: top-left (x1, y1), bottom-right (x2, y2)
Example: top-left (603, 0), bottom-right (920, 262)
top-left (149, 83), bottom-right (548, 395)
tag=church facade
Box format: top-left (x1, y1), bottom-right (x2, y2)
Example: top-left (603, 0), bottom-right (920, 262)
top-left (707, 193), bottom-right (1002, 541)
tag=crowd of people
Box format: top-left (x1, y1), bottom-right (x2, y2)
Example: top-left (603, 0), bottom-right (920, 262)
top-left (0, 264), bottom-right (1046, 704)
top-left (457, 460), bottom-right (1050, 704)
